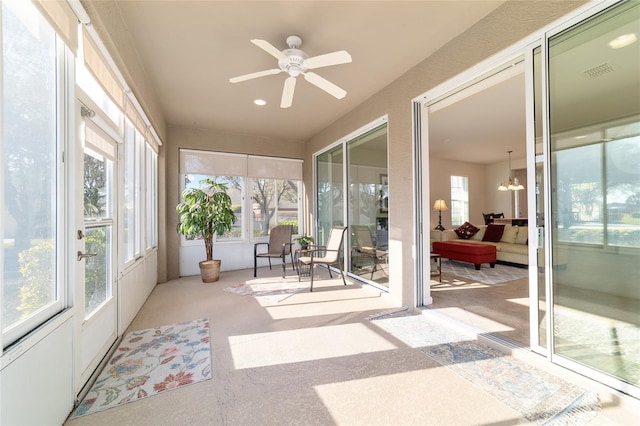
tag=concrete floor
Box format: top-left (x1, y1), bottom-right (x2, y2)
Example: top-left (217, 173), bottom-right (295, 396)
top-left (430, 269), bottom-right (530, 346)
top-left (65, 266), bottom-right (639, 425)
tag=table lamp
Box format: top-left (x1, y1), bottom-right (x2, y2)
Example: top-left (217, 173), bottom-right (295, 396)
top-left (433, 199), bottom-right (448, 231)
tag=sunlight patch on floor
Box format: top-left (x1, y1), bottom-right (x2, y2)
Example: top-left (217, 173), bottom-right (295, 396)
top-left (431, 281), bottom-right (492, 291)
top-left (228, 323), bottom-right (397, 369)
top-left (263, 282), bottom-right (395, 319)
top-left (433, 307), bottom-right (515, 332)
top-left (507, 297), bottom-right (530, 307)
top-left (314, 368), bottom-right (523, 425)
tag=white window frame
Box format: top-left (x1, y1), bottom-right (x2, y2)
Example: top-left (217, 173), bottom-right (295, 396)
top-left (450, 175), bottom-right (469, 226)
top-left (178, 150), bottom-right (304, 246)
top-left (1, 0), bottom-right (69, 349)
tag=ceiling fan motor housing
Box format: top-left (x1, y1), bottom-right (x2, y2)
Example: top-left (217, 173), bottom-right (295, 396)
top-left (279, 48), bottom-right (308, 77)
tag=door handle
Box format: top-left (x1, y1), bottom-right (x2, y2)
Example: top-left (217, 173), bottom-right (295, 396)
top-left (77, 251), bottom-right (97, 261)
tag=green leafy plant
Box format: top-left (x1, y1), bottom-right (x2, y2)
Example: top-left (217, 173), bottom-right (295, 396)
top-left (17, 240), bottom-right (54, 318)
top-left (176, 179), bottom-right (237, 261)
top-left (295, 234), bottom-right (315, 248)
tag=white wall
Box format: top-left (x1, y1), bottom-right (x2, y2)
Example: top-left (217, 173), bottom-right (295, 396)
top-left (179, 240), bottom-right (304, 277)
top-left (429, 157), bottom-right (488, 229)
top-left (428, 157), bottom-right (531, 229)
top-left (119, 252), bottom-right (158, 335)
top-left (1, 315), bottom-right (74, 425)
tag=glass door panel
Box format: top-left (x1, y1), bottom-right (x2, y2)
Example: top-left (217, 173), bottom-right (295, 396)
top-left (316, 145), bottom-right (344, 245)
top-left (76, 119), bottom-right (117, 388)
top-left (83, 225), bottom-right (111, 316)
top-left (548, 1), bottom-right (640, 389)
top-left (532, 46), bottom-right (548, 351)
top-left (347, 124), bottom-right (389, 286)
top-left (83, 148), bottom-right (113, 317)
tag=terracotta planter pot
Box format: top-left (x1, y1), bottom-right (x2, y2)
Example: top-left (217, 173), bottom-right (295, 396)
top-left (199, 259), bottom-right (221, 283)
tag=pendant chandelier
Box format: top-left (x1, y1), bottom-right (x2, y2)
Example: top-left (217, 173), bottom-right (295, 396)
top-left (498, 150), bottom-right (525, 191)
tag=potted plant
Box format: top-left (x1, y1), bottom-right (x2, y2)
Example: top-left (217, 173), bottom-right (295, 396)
top-left (176, 178), bottom-right (236, 282)
top-left (295, 234), bottom-right (315, 250)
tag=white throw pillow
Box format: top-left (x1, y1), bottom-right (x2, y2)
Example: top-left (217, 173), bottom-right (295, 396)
top-left (515, 226), bottom-right (528, 245)
top-left (501, 225), bottom-right (518, 244)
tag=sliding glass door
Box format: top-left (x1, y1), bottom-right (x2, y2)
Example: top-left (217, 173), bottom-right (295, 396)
top-left (548, 1), bottom-right (640, 392)
top-left (347, 125), bottom-right (389, 287)
top-left (315, 120), bottom-right (389, 287)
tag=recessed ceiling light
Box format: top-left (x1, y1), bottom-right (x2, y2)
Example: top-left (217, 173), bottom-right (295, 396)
top-left (254, 99), bottom-right (266, 106)
top-left (609, 33), bottom-right (637, 49)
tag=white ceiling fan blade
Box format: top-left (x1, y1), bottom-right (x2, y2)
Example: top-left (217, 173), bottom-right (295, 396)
top-left (304, 50), bottom-right (352, 70)
top-left (251, 39), bottom-right (287, 61)
top-left (304, 72), bottom-right (347, 99)
top-left (280, 76), bottom-right (296, 108)
top-left (229, 69), bottom-right (282, 83)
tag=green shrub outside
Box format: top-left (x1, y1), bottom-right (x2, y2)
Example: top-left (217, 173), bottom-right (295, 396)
top-left (278, 219), bottom-right (299, 234)
top-left (17, 240), bottom-right (54, 317)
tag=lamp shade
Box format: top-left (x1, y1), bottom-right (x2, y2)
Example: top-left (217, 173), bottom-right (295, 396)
top-left (433, 199), bottom-right (448, 211)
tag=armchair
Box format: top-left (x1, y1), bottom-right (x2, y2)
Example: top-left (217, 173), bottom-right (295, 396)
top-left (297, 226), bottom-right (347, 291)
top-left (351, 225), bottom-right (388, 280)
top-left (253, 225), bottom-right (294, 277)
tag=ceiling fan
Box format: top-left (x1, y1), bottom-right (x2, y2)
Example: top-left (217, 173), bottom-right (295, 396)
top-left (229, 35), bottom-right (352, 108)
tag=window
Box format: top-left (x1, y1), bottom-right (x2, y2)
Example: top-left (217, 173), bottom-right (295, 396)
top-left (122, 121), bottom-right (145, 262)
top-left (146, 144), bottom-right (158, 250)
top-left (450, 175), bottom-right (469, 226)
top-left (178, 150), bottom-right (303, 244)
top-left (1, 0), bottom-right (65, 347)
top-left (123, 121), bottom-right (136, 262)
top-left (183, 174), bottom-right (244, 240)
top-left (252, 179), bottom-right (299, 236)
top-left (554, 136), bottom-right (640, 248)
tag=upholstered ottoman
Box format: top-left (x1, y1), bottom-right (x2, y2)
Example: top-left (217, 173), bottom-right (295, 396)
top-left (432, 241), bottom-right (496, 270)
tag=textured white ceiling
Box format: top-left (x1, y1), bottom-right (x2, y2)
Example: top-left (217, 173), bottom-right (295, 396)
top-left (101, 1), bottom-right (505, 142)
top-left (87, 2), bottom-right (637, 166)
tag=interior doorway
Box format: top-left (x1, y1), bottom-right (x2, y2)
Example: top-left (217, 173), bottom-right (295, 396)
top-left (421, 57), bottom-right (533, 349)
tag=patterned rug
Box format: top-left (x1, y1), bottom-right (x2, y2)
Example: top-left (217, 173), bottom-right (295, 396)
top-left (224, 278), bottom-right (309, 303)
top-left (71, 318), bottom-right (211, 418)
top-left (440, 259), bottom-right (528, 285)
top-left (371, 310), bottom-right (601, 425)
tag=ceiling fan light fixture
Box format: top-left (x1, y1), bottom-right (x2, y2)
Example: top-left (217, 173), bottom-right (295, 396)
top-left (609, 33), bottom-right (637, 49)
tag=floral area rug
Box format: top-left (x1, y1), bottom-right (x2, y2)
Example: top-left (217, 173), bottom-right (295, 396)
top-left (371, 310), bottom-right (600, 425)
top-left (224, 277), bottom-right (309, 303)
top-left (440, 259), bottom-right (528, 285)
top-left (71, 318), bottom-right (211, 418)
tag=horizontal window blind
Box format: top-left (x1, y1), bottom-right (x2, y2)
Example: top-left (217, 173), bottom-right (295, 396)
top-left (34, 0), bottom-right (78, 53)
top-left (85, 120), bottom-right (116, 161)
top-left (83, 27), bottom-right (124, 108)
top-left (125, 98), bottom-right (147, 136)
top-left (179, 149), bottom-right (302, 180)
top-left (180, 150), bottom-right (248, 176)
top-left (248, 155), bottom-right (303, 180)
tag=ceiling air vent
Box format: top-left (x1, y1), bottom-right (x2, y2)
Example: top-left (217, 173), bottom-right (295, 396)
top-left (583, 62), bottom-right (615, 78)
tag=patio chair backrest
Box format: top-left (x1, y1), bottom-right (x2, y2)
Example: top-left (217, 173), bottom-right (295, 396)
top-left (351, 225), bottom-right (374, 250)
top-left (267, 225), bottom-right (293, 255)
top-left (324, 226), bottom-right (346, 261)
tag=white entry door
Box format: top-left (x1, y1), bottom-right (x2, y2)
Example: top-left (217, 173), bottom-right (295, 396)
top-left (75, 110), bottom-right (118, 391)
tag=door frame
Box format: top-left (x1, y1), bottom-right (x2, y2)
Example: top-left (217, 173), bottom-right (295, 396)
top-left (412, 0), bottom-right (634, 397)
top-left (73, 97), bottom-right (119, 395)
